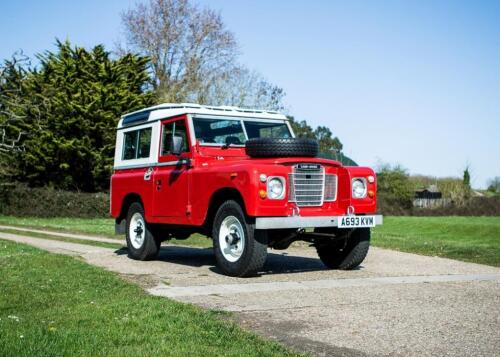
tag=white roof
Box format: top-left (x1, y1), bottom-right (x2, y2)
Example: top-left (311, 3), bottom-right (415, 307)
top-left (119, 103), bottom-right (288, 128)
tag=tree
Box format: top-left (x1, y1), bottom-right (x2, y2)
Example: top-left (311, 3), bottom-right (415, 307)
top-left (376, 163), bottom-right (414, 209)
top-left (463, 166), bottom-right (471, 189)
top-left (314, 126), bottom-right (342, 153)
top-left (2, 41), bottom-right (155, 191)
top-left (120, 0), bottom-right (285, 110)
top-left (488, 177), bottom-right (500, 192)
top-left (0, 52), bottom-right (37, 182)
top-left (287, 116), bottom-right (315, 138)
top-left (287, 116), bottom-right (353, 163)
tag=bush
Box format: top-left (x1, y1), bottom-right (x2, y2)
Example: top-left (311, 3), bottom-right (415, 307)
top-left (413, 196), bottom-right (500, 217)
top-left (376, 164), bottom-right (414, 210)
top-left (377, 194), bottom-right (500, 217)
top-left (0, 183), bottom-right (109, 218)
top-left (377, 194), bottom-right (413, 216)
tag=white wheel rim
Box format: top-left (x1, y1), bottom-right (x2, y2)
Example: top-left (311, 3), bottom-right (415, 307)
top-left (129, 212), bottom-right (146, 249)
top-left (218, 216), bottom-right (245, 262)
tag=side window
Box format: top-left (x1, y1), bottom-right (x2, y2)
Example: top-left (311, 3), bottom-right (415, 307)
top-left (161, 120), bottom-right (189, 156)
top-left (122, 127), bottom-right (152, 160)
top-left (123, 130), bottom-right (138, 160)
top-left (137, 129), bottom-right (152, 158)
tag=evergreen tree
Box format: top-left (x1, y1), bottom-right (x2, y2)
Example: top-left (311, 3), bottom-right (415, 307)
top-left (463, 167), bottom-right (471, 189)
top-left (5, 40), bottom-right (155, 191)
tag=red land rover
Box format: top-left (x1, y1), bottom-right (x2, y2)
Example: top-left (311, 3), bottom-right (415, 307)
top-left (111, 103), bottom-right (382, 277)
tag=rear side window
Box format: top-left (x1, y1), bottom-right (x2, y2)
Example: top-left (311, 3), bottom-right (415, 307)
top-left (122, 127), bottom-right (152, 160)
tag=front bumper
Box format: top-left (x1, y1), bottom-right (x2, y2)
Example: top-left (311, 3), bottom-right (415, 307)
top-left (255, 215), bottom-right (383, 230)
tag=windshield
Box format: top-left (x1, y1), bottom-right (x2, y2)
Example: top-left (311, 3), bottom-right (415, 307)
top-left (192, 117), bottom-right (292, 145)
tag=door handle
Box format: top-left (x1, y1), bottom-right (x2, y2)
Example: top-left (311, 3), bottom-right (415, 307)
top-left (144, 167), bottom-right (153, 181)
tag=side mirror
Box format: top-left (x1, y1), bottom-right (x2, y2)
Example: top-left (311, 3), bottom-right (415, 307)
top-left (170, 135), bottom-right (184, 155)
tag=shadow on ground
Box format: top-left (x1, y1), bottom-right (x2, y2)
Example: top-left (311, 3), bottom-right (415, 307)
top-left (114, 245), bottom-right (340, 276)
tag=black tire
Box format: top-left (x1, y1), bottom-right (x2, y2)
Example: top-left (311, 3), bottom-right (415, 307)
top-left (245, 138), bottom-right (319, 158)
top-left (314, 228), bottom-right (370, 270)
top-left (212, 200), bottom-right (267, 277)
top-left (125, 202), bottom-right (161, 261)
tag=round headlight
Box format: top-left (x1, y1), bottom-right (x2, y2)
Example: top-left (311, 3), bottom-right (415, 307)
top-left (267, 177), bottom-right (285, 199)
top-left (352, 178), bottom-right (367, 198)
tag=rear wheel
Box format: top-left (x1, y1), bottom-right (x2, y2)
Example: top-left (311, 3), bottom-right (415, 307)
top-left (126, 202), bottom-right (161, 261)
top-left (314, 228), bottom-right (370, 270)
top-left (212, 200), bottom-right (267, 277)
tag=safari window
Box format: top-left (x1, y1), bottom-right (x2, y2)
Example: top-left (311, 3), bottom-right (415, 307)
top-left (122, 127), bottom-right (152, 160)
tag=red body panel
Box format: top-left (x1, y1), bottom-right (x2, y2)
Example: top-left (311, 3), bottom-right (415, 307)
top-left (111, 137), bottom-right (378, 226)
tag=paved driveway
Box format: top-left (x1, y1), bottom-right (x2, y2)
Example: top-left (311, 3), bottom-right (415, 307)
top-left (1, 230), bottom-right (499, 356)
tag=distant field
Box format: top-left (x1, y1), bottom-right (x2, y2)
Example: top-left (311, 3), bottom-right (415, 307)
top-left (0, 215), bottom-right (498, 266)
top-left (371, 216), bottom-right (500, 267)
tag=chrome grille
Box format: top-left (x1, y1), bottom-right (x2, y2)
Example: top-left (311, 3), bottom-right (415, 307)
top-left (289, 164), bottom-right (325, 207)
top-left (324, 174), bottom-right (338, 201)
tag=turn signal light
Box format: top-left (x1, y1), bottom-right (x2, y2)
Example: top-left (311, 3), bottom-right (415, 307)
top-left (259, 190), bottom-right (268, 199)
top-left (368, 190), bottom-right (375, 198)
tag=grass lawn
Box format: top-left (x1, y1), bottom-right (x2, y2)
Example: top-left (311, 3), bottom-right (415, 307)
top-left (371, 216), bottom-right (500, 267)
top-left (0, 215), bottom-right (499, 267)
top-left (0, 240), bottom-right (298, 356)
top-left (0, 216), bottom-right (210, 248)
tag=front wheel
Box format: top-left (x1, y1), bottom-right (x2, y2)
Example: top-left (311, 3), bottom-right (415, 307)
top-left (314, 228), bottom-right (370, 270)
top-left (212, 200), bottom-right (267, 277)
top-left (126, 202), bottom-right (161, 261)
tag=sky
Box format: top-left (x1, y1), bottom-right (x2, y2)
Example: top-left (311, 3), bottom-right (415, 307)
top-left (1, 0), bottom-right (499, 188)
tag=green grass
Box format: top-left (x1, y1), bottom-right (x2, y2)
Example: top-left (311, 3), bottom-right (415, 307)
top-left (0, 216), bottom-right (116, 237)
top-left (1, 215), bottom-right (499, 266)
top-left (0, 240), bottom-right (299, 356)
top-left (0, 216), bottom-right (211, 248)
top-left (0, 228), bottom-right (123, 249)
top-left (372, 216), bottom-right (500, 267)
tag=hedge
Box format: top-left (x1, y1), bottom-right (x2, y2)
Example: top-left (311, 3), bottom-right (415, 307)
top-left (0, 183), bottom-right (498, 218)
top-left (0, 183), bottom-right (109, 218)
top-left (378, 194), bottom-right (500, 216)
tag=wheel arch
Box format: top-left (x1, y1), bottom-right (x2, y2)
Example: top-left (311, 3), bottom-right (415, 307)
top-left (117, 193), bottom-right (144, 224)
top-left (204, 187), bottom-right (247, 236)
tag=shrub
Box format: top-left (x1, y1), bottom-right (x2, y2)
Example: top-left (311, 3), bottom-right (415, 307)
top-left (413, 196), bottom-right (500, 217)
top-left (376, 164), bottom-right (414, 210)
top-left (0, 183), bottom-right (109, 218)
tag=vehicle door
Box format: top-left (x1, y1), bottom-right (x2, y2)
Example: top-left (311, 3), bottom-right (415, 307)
top-left (152, 116), bottom-right (191, 218)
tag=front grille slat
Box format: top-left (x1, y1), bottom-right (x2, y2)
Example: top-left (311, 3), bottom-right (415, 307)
top-left (289, 165), bottom-right (325, 206)
top-left (288, 164), bottom-right (337, 206)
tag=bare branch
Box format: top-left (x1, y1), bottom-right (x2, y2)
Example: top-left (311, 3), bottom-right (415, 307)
top-left (118, 0), bottom-right (283, 109)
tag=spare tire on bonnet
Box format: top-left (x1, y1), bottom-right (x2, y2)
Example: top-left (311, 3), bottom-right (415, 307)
top-left (245, 138), bottom-right (319, 158)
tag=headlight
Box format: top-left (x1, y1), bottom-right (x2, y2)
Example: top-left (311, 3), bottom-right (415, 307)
top-left (267, 177), bottom-right (285, 200)
top-left (352, 178), bottom-right (367, 198)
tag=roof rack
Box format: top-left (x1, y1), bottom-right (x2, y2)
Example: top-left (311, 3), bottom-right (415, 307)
top-left (121, 103), bottom-right (285, 126)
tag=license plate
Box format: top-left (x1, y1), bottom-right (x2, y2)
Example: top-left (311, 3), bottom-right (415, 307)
top-left (338, 215), bottom-right (376, 228)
